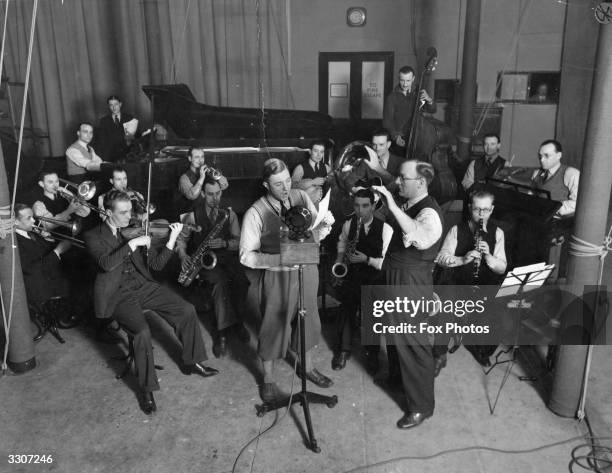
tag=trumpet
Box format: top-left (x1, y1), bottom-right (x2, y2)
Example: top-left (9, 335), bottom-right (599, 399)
top-left (204, 166), bottom-right (223, 181)
top-left (127, 188), bottom-right (156, 215)
top-left (35, 216), bottom-right (82, 235)
top-left (31, 225), bottom-right (85, 248)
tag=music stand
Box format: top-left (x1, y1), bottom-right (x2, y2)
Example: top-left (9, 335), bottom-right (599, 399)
top-left (485, 262), bottom-right (554, 414)
top-left (255, 218), bottom-right (338, 453)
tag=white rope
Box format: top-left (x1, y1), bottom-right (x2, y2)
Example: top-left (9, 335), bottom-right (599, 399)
top-left (568, 224), bottom-right (612, 420)
top-left (2, 0), bottom-right (39, 373)
top-left (170, 0), bottom-right (192, 84)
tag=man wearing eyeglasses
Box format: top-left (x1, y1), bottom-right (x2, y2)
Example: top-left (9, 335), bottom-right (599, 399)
top-left (435, 190), bottom-right (507, 367)
top-left (435, 190), bottom-right (507, 282)
top-left (372, 160), bottom-right (443, 430)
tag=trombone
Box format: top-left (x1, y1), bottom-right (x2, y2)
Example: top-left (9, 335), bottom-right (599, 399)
top-left (36, 216), bottom-right (82, 235)
top-left (56, 179), bottom-right (106, 216)
top-left (58, 178), bottom-right (97, 201)
top-left (32, 218), bottom-right (85, 248)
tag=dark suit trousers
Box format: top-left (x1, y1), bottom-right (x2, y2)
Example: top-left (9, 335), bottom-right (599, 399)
top-left (385, 265), bottom-right (435, 416)
top-left (197, 255), bottom-right (249, 331)
top-left (113, 279), bottom-right (207, 392)
top-left (335, 265), bottom-right (382, 352)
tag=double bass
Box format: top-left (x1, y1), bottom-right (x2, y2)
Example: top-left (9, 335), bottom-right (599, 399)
top-left (406, 48), bottom-right (457, 203)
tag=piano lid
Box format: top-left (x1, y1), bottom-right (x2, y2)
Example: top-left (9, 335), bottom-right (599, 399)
top-left (142, 84), bottom-right (333, 147)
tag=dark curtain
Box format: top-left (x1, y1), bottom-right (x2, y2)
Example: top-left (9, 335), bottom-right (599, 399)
top-left (3, 0), bottom-right (290, 156)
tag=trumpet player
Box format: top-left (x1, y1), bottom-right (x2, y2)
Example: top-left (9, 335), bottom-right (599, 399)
top-left (176, 175), bottom-right (250, 358)
top-left (178, 147), bottom-right (229, 211)
top-left (97, 166), bottom-right (149, 218)
top-left (331, 188), bottom-right (392, 371)
top-left (32, 171), bottom-right (90, 231)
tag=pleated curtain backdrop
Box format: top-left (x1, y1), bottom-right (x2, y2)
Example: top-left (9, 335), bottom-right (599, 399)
top-left (3, 0), bottom-right (291, 156)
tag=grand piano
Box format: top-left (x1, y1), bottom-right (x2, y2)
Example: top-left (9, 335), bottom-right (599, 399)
top-left (113, 84), bottom-right (334, 217)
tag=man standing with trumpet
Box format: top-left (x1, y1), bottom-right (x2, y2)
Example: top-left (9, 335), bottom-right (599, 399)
top-left (176, 174), bottom-right (250, 358)
top-left (84, 190), bottom-right (219, 414)
top-left (331, 188), bottom-right (392, 370)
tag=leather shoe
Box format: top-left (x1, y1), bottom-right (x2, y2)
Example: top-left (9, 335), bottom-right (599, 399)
top-left (331, 351), bottom-right (350, 370)
top-left (396, 412), bottom-right (431, 429)
top-left (233, 323), bottom-right (250, 343)
top-left (140, 391), bottom-right (156, 415)
top-left (212, 336), bottom-right (227, 358)
top-left (434, 354), bottom-right (447, 377)
top-left (259, 382), bottom-right (285, 403)
top-left (188, 362), bottom-right (219, 377)
top-left (299, 368), bottom-right (333, 388)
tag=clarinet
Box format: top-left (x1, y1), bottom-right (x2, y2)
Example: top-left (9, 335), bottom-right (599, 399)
top-left (473, 218), bottom-right (484, 284)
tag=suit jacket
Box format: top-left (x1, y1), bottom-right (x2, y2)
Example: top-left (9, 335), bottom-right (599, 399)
top-left (16, 233), bottom-right (68, 305)
top-left (95, 112), bottom-right (135, 161)
top-left (83, 223), bottom-right (173, 318)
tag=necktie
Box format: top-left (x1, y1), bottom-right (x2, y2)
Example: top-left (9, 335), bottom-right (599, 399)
top-left (114, 115), bottom-right (120, 125)
top-left (210, 208), bottom-right (218, 223)
top-left (542, 170), bottom-right (550, 182)
top-left (281, 201), bottom-right (289, 218)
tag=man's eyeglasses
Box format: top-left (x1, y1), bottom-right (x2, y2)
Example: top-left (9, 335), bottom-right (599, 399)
top-left (399, 176), bottom-right (422, 183)
top-left (472, 207), bottom-right (493, 214)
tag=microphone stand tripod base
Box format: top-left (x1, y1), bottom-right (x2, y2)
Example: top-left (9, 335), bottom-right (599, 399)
top-left (255, 257), bottom-right (338, 453)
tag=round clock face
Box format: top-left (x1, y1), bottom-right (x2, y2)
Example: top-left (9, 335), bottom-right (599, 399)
top-left (347, 8), bottom-right (366, 27)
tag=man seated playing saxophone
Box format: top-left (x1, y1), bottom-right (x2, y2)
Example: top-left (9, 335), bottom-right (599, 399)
top-left (176, 175), bottom-right (250, 358)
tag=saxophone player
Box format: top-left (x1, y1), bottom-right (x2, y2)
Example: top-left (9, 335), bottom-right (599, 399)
top-left (176, 175), bottom-right (250, 358)
top-left (331, 188), bottom-right (393, 370)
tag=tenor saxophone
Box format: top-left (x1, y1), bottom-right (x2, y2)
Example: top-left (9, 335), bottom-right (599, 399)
top-left (178, 208), bottom-right (230, 287)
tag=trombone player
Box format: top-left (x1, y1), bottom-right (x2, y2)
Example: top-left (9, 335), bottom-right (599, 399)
top-left (14, 203), bottom-right (72, 309)
top-left (176, 175), bottom-right (250, 358)
top-left (32, 171), bottom-right (90, 231)
top-left (331, 188), bottom-right (392, 370)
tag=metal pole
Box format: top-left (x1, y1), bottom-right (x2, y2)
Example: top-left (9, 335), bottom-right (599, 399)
top-left (457, 0), bottom-right (481, 162)
top-left (548, 22), bottom-right (612, 417)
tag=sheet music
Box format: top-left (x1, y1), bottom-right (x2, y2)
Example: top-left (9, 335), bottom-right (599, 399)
top-left (310, 189), bottom-right (331, 230)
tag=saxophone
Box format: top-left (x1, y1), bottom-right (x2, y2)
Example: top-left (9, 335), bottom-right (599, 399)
top-left (331, 217), bottom-right (363, 279)
top-left (178, 208), bottom-right (230, 287)
top-left (473, 218), bottom-right (484, 284)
